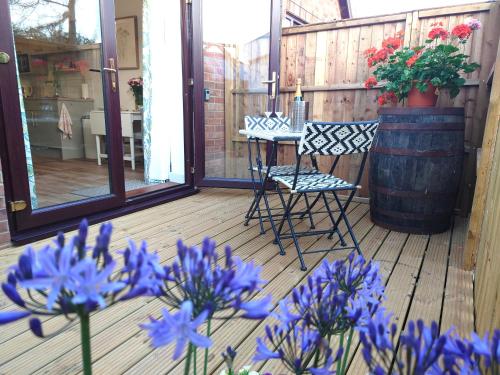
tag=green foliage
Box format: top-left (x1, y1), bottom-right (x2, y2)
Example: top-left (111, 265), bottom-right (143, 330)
top-left (370, 38), bottom-right (479, 101)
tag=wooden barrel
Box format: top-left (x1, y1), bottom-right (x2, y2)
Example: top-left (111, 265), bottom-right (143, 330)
top-left (369, 107), bottom-right (465, 234)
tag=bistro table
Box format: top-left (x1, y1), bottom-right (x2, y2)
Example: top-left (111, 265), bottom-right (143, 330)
top-left (239, 128), bottom-right (304, 252)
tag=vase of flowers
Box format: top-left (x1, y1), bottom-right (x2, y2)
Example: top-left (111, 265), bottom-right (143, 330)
top-left (364, 18), bottom-right (481, 107)
top-left (128, 77), bottom-right (143, 110)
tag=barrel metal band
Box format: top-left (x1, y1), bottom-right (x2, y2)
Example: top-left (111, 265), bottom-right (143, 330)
top-left (378, 122), bottom-right (465, 131)
top-left (370, 185), bottom-right (457, 198)
top-left (370, 147), bottom-right (462, 157)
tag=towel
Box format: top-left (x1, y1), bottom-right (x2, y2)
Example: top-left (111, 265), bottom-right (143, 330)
top-left (58, 103), bottom-right (73, 139)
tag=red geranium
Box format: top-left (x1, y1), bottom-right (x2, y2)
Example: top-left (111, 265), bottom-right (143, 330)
top-left (451, 24), bottom-right (472, 40)
top-left (367, 49), bottom-right (389, 67)
top-left (377, 91), bottom-right (397, 106)
top-left (382, 37), bottom-right (402, 53)
top-left (364, 76), bottom-right (378, 89)
top-left (428, 27), bottom-right (449, 40)
top-left (364, 47), bottom-right (377, 57)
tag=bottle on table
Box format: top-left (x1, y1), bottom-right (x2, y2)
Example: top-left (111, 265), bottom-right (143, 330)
top-left (294, 78), bottom-right (303, 101)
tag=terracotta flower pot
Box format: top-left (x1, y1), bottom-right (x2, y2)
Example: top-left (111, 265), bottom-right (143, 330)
top-left (407, 83), bottom-right (438, 107)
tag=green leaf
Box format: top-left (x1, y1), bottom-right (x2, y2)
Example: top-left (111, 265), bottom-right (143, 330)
top-left (449, 86), bottom-right (460, 98)
top-left (416, 81), bottom-right (428, 93)
top-left (430, 77), bottom-right (442, 87)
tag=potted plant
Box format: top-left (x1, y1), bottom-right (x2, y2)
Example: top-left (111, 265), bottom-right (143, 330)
top-left (365, 19), bottom-right (482, 234)
top-left (128, 77), bottom-right (143, 110)
top-left (363, 19), bottom-right (481, 107)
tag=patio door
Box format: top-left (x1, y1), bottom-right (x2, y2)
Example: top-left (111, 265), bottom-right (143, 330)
top-left (192, 0), bottom-right (282, 187)
top-left (0, 0), bottom-right (124, 232)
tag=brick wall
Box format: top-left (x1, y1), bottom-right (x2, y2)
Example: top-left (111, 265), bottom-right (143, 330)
top-left (203, 43), bottom-right (226, 177)
top-left (285, 0), bottom-right (342, 23)
top-left (0, 162), bottom-right (11, 248)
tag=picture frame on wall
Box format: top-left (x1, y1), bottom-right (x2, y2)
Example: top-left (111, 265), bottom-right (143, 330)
top-left (17, 54), bottom-right (30, 73)
top-left (115, 16), bottom-right (139, 70)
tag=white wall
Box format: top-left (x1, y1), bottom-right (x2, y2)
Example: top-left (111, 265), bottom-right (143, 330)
top-left (115, 0), bottom-right (143, 111)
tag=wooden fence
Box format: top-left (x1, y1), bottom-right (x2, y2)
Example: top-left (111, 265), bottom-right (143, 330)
top-left (277, 1), bottom-right (499, 212)
top-left (464, 33), bottom-right (500, 334)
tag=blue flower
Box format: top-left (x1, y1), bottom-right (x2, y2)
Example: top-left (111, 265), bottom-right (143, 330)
top-left (69, 259), bottom-right (125, 308)
top-left (254, 322), bottom-right (334, 373)
top-left (141, 301), bottom-right (212, 360)
top-left (29, 318), bottom-right (44, 337)
top-left (254, 337), bottom-right (282, 361)
top-left (0, 311), bottom-right (31, 324)
top-left (19, 240), bottom-right (75, 310)
top-left (121, 240), bottom-right (165, 298)
top-left (1, 282), bottom-right (25, 307)
top-left (159, 239), bottom-right (269, 319)
top-left (236, 294), bottom-right (272, 319)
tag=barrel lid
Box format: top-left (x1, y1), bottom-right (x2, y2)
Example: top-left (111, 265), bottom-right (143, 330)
top-left (378, 107), bottom-right (465, 116)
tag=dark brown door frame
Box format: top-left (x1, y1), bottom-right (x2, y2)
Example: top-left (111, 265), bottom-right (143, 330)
top-left (192, 0), bottom-right (283, 188)
top-left (0, 0), bottom-right (125, 232)
top-left (0, 0), bottom-right (198, 244)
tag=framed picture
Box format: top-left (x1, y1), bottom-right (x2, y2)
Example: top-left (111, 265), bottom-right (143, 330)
top-left (115, 16), bottom-right (139, 70)
top-left (17, 54), bottom-right (30, 73)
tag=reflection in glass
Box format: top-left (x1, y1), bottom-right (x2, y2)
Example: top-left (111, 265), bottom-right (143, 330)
top-left (9, 0), bottom-right (186, 207)
top-left (10, 0), bottom-right (111, 208)
top-left (202, 0), bottom-right (271, 179)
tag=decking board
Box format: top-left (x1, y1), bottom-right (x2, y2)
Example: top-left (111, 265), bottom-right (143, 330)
top-left (0, 189), bottom-right (474, 375)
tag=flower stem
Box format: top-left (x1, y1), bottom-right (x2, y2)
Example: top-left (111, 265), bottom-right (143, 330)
top-left (184, 343), bottom-right (193, 375)
top-left (203, 319), bottom-right (211, 375)
top-left (337, 332), bottom-right (345, 375)
top-left (193, 347), bottom-right (197, 375)
top-left (340, 328), bottom-right (354, 375)
top-left (79, 313), bottom-right (92, 375)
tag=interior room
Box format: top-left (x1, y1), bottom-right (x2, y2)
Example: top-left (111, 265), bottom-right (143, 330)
top-left (11, 0), bottom-right (185, 208)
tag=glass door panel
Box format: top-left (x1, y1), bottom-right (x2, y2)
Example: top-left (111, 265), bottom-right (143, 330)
top-left (9, 0), bottom-right (114, 209)
top-left (202, 0), bottom-right (271, 180)
top-left (117, 0), bottom-right (186, 197)
top-left (0, 0), bottom-right (124, 232)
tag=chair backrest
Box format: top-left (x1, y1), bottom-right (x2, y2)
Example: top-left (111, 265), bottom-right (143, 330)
top-left (244, 115), bottom-right (291, 132)
top-left (298, 120), bottom-right (379, 155)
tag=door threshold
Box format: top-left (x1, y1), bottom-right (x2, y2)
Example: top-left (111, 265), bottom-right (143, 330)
top-left (9, 185), bottom-right (199, 246)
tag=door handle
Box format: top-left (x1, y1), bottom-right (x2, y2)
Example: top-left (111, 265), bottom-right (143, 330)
top-left (262, 71), bottom-right (277, 99)
top-left (104, 58), bottom-right (117, 92)
top-left (0, 52), bottom-right (10, 64)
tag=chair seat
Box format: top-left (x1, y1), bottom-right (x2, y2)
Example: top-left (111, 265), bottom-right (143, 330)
top-left (273, 173), bottom-right (355, 193)
top-left (252, 165), bottom-right (319, 177)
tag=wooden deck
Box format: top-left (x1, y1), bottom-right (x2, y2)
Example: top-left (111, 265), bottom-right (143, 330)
top-left (0, 188), bottom-right (474, 374)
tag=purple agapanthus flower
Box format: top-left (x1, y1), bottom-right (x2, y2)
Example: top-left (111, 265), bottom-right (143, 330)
top-left (121, 240), bottom-right (166, 298)
top-left (254, 321), bottom-right (338, 374)
top-left (360, 310), bottom-right (500, 375)
top-left (255, 253), bottom-right (386, 374)
top-left (68, 259), bottom-right (125, 308)
top-left (19, 239), bottom-right (75, 310)
top-left (444, 329), bottom-right (500, 373)
top-left (157, 238), bottom-right (270, 319)
top-left (0, 219), bottom-right (162, 337)
top-left (141, 301), bottom-right (212, 360)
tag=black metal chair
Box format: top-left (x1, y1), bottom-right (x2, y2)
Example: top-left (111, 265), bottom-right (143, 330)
top-left (271, 120), bottom-right (379, 271)
top-left (243, 115), bottom-right (319, 234)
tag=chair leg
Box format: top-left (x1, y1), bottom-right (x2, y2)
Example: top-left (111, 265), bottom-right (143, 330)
top-left (332, 191), bottom-right (362, 255)
top-left (303, 193), bottom-right (316, 229)
top-left (245, 140), bottom-right (266, 234)
top-left (276, 185), bottom-right (307, 271)
top-left (276, 192), bottom-right (302, 239)
top-left (246, 189), bottom-right (266, 234)
top-left (130, 137), bottom-right (135, 171)
top-left (321, 192), bottom-right (347, 245)
top-left (300, 192), bottom-right (321, 219)
top-left (96, 135), bottom-right (101, 166)
top-left (262, 184), bottom-right (287, 257)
